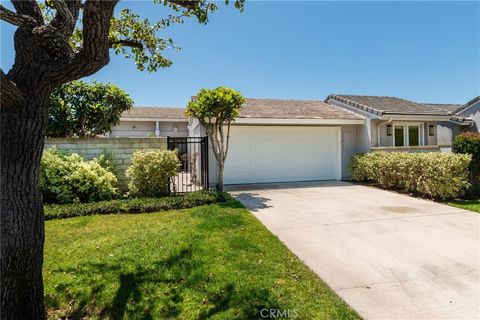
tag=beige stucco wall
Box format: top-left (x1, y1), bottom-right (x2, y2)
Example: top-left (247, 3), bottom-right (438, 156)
top-left (110, 120), bottom-right (188, 138)
top-left (45, 137), bottom-right (167, 190)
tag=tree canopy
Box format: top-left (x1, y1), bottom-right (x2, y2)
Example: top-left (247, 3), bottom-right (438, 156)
top-left (186, 86), bottom-right (245, 189)
top-left (47, 80), bottom-right (133, 138)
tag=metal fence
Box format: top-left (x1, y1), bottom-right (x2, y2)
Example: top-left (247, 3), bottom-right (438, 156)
top-left (167, 136), bottom-right (209, 194)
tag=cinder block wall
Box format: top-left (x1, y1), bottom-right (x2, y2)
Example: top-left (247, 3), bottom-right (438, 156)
top-left (45, 138), bottom-right (167, 190)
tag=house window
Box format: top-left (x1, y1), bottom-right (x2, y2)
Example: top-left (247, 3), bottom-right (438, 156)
top-left (429, 125), bottom-right (435, 136)
top-left (386, 125), bottom-right (392, 136)
top-left (394, 126), bottom-right (404, 146)
top-left (408, 126), bottom-right (420, 146)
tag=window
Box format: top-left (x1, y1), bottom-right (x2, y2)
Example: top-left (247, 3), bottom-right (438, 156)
top-left (390, 123), bottom-right (423, 147)
top-left (394, 126), bottom-right (404, 146)
top-left (408, 126), bottom-right (419, 146)
top-left (429, 125), bottom-right (435, 136)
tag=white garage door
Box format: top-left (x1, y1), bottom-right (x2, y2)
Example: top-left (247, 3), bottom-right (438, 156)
top-left (224, 126), bottom-right (341, 184)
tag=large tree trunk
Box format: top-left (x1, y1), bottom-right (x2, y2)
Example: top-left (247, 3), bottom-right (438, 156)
top-left (1, 87), bottom-right (50, 319)
top-left (1, 2), bottom-right (117, 316)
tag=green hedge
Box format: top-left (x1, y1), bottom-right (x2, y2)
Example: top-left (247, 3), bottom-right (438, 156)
top-left (44, 190), bottom-right (231, 220)
top-left (40, 147), bottom-right (118, 204)
top-left (350, 152), bottom-right (471, 200)
top-left (453, 132), bottom-right (480, 195)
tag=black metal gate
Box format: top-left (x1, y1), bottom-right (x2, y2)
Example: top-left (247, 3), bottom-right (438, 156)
top-left (167, 136), bottom-right (209, 194)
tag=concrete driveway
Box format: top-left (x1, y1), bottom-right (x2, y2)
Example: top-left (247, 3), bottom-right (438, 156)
top-left (227, 181), bottom-right (480, 320)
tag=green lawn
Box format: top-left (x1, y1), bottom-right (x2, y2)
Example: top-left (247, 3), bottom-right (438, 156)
top-left (448, 199), bottom-right (480, 213)
top-left (44, 200), bottom-right (360, 319)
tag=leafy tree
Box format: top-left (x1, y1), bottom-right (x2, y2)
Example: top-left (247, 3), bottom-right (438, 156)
top-left (186, 87), bottom-right (245, 190)
top-left (0, 1), bottom-right (244, 318)
top-left (47, 80), bottom-right (133, 138)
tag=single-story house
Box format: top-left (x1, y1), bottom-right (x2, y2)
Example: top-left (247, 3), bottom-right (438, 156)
top-left (188, 95), bottom-right (477, 186)
top-left (109, 107), bottom-right (188, 137)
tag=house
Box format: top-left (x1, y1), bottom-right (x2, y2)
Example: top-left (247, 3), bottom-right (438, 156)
top-left (425, 96), bottom-right (480, 146)
top-left (189, 95), bottom-right (476, 186)
top-left (325, 95), bottom-right (473, 152)
top-left (109, 107), bottom-right (188, 137)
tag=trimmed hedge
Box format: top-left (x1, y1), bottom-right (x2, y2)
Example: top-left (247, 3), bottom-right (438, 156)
top-left (350, 152), bottom-right (471, 200)
top-left (44, 190), bottom-right (231, 220)
top-left (453, 132), bottom-right (480, 195)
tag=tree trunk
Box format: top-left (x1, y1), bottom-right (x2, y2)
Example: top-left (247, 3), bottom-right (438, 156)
top-left (1, 88), bottom-right (50, 320)
top-left (217, 161), bottom-right (224, 190)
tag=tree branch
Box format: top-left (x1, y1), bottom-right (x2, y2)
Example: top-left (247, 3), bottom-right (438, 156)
top-left (48, 0), bottom-right (120, 86)
top-left (1, 69), bottom-right (26, 108)
top-left (49, 0), bottom-right (76, 35)
top-left (109, 39), bottom-right (143, 49)
top-left (0, 5), bottom-right (38, 27)
top-left (11, 0), bottom-right (43, 24)
top-left (166, 0), bottom-right (201, 10)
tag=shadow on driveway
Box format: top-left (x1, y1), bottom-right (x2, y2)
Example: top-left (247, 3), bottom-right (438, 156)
top-left (232, 193), bottom-right (272, 212)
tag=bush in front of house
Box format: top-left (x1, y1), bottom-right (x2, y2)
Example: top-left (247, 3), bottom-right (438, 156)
top-left (350, 152), bottom-right (472, 200)
top-left (40, 147), bottom-right (118, 204)
top-left (44, 190), bottom-right (231, 220)
top-left (126, 149), bottom-right (181, 197)
top-left (453, 132), bottom-right (480, 195)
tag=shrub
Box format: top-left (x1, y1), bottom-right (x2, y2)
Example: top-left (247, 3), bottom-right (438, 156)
top-left (350, 152), bottom-right (471, 200)
top-left (40, 147), bottom-right (118, 204)
top-left (95, 150), bottom-right (120, 178)
top-left (126, 149), bottom-right (181, 197)
top-left (44, 190), bottom-right (231, 220)
top-left (453, 132), bottom-right (480, 195)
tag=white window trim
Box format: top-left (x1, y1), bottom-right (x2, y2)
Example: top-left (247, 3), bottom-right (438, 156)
top-left (392, 122), bottom-right (424, 147)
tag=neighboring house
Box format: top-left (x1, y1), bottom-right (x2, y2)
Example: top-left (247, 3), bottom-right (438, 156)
top-left (456, 96), bottom-right (480, 132)
top-left (110, 107), bottom-right (188, 137)
top-left (325, 95), bottom-right (473, 152)
top-left (425, 97), bottom-right (480, 146)
top-left (189, 95), bottom-right (476, 186)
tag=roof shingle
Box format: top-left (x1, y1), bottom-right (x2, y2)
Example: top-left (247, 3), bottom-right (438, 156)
top-left (121, 107), bottom-right (187, 119)
top-left (237, 98), bottom-right (363, 120)
top-left (425, 103), bottom-right (462, 113)
top-left (327, 95), bottom-right (452, 116)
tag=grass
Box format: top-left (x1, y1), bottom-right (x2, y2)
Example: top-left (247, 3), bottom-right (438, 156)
top-left (448, 199), bottom-right (480, 213)
top-left (44, 200), bottom-right (360, 320)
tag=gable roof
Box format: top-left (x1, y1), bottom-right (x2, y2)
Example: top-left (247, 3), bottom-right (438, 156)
top-left (326, 94), bottom-right (452, 116)
top-left (454, 96), bottom-right (480, 114)
top-left (237, 98), bottom-right (363, 120)
top-left (121, 107), bottom-right (187, 120)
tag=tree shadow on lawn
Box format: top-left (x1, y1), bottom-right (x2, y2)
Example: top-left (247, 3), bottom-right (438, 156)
top-left (50, 243), bottom-right (284, 319)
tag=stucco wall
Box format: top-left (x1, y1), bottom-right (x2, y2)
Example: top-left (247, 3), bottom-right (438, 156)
top-left (45, 137), bottom-right (167, 190)
top-left (110, 120), bottom-right (188, 138)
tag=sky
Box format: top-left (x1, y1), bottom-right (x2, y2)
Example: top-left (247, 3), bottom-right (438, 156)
top-left (1, 1), bottom-right (479, 107)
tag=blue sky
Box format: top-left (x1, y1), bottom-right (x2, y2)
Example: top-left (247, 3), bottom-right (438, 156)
top-left (1, 1), bottom-right (479, 107)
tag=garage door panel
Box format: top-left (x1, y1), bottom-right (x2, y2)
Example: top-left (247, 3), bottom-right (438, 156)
top-left (224, 126), bottom-right (340, 184)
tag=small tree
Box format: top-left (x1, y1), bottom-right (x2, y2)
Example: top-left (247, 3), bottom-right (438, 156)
top-left (186, 87), bottom-right (245, 190)
top-left (48, 80), bottom-right (133, 137)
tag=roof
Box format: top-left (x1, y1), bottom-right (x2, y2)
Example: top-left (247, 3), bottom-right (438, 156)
top-left (425, 103), bottom-right (462, 113)
top-left (237, 98), bottom-right (363, 120)
top-left (326, 94), bottom-right (452, 116)
top-left (454, 96), bottom-right (480, 114)
top-left (121, 107), bottom-right (187, 120)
